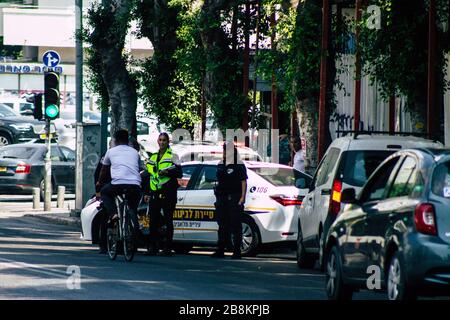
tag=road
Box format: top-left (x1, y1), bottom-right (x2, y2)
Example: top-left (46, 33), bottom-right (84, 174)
top-left (0, 200), bottom-right (385, 300)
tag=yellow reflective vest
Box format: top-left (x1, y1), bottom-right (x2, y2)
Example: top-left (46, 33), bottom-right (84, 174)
top-left (146, 147), bottom-right (176, 192)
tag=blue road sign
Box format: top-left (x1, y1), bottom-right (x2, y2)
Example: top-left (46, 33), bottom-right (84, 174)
top-left (42, 50), bottom-right (61, 68)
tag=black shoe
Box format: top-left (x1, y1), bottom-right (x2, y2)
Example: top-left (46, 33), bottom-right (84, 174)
top-left (211, 251), bottom-right (225, 258)
top-left (231, 252), bottom-right (241, 260)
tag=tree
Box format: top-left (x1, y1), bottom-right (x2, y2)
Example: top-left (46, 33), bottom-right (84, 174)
top-left (134, 0), bottom-right (201, 133)
top-left (83, 0), bottom-right (138, 137)
top-left (198, 0), bottom-right (250, 131)
top-left (359, 0), bottom-right (450, 134)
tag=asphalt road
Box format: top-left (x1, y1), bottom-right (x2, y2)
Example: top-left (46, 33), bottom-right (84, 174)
top-left (0, 209), bottom-right (387, 300)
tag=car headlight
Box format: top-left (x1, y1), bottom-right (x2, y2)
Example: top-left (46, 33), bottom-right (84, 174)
top-left (10, 123), bottom-right (33, 131)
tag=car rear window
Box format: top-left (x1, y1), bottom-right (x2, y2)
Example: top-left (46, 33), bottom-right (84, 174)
top-left (339, 151), bottom-right (394, 187)
top-left (431, 162), bottom-right (450, 198)
top-left (0, 147), bottom-right (37, 160)
top-left (250, 167), bottom-right (312, 187)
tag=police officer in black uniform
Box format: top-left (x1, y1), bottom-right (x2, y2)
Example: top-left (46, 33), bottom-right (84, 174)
top-left (212, 141), bottom-right (248, 259)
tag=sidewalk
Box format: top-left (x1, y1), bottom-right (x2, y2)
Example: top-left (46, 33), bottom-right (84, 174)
top-left (0, 198), bottom-right (80, 228)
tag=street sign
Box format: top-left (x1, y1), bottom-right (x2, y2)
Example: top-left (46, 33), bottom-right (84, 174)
top-left (42, 50), bottom-right (61, 68)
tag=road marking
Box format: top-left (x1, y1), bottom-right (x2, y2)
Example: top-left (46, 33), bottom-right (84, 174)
top-left (0, 257), bottom-right (70, 279)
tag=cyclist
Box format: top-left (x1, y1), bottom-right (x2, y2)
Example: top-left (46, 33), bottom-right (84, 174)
top-left (145, 132), bottom-right (182, 256)
top-left (96, 129), bottom-right (142, 232)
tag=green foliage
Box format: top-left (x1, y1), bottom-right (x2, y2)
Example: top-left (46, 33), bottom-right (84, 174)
top-left (0, 36), bottom-right (22, 60)
top-left (359, 0), bottom-right (450, 127)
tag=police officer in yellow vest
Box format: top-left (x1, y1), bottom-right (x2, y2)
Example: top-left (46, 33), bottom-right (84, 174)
top-left (145, 132), bottom-right (182, 256)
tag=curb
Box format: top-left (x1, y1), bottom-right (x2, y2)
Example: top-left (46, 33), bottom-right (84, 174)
top-left (24, 213), bottom-right (81, 228)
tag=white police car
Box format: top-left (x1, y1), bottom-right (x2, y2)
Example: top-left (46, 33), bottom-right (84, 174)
top-left (81, 161), bottom-right (312, 256)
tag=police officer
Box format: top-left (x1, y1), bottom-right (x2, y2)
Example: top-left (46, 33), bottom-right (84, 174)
top-left (212, 141), bottom-right (248, 259)
top-left (145, 132), bottom-right (182, 256)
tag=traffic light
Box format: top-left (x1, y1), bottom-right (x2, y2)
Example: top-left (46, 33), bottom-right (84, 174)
top-left (33, 93), bottom-right (43, 120)
top-left (44, 72), bottom-right (60, 120)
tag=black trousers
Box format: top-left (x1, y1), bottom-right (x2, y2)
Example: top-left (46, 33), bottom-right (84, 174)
top-left (100, 183), bottom-right (142, 230)
top-left (149, 191), bottom-right (176, 250)
top-left (215, 193), bottom-right (243, 253)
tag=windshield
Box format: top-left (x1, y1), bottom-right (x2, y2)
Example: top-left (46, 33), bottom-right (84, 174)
top-left (250, 167), bottom-right (312, 187)
top-left (0, 147), bottom-right (37, 160)
top-left (0, 104), bottom-right (19, 117)
top-left (431, 162), bottom-right (450, 199)
top-left (339, 150), bottom-right (394, 187)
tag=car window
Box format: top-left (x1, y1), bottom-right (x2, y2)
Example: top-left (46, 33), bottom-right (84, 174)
top-left (315, 148), bottom-right (340, 187)
top-left (0, 103), bottom-right (18, 117)
top-left (431, 161), bottom-right (450, 199)
top-left (194, 166), bottom-right (218, 190)
top-left (387, 156), bottom-right (417, 198)
top-left (20, 103), bottom-right (33, 113)
top-left (178, 165), bottom-right (198, 190)
top-left (360, 156), bottom-right (400, 203)
top-left (137, 121), bottom-right (149, 135)
top-left (50, 146), bottom-right (64, 161)
top-left (338, 151), bottom-right (394, 187)
top-left (250, 167), bottom-right (312, 188)
top-left (0, 147), bottom-right (36, 160)
top-left (60, 147), bottom-right (76, 162)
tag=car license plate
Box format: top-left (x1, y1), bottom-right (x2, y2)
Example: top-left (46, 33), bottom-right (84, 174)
top-left (0, 167), bottom-right (7, 172)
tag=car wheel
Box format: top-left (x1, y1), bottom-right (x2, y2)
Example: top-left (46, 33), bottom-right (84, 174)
top-left (296, 228), bottom-right (316, 269)
top-left (0, 133), bottom-right (11, 146)
top-left (173, 243), bottom-right (193, 254)
top-left (240, 216), bottom-right (260, 257)
top-left (326, 246), bottom-right (353, 300)
top-left (387, 252), bottom-right (416, 300)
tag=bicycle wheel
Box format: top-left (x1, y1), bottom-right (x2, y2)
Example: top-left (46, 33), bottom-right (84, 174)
top-left (123, 206), bottom-right (136, 262)
top-left (107, 220), bottom-right (119, 260)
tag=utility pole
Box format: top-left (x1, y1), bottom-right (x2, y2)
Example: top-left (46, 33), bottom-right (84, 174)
top-left (427, 0), bottom-right (437, 140)
top-left (354, 0), bottom-right (362, 133)
top-left (44, 117), bottom-right (52, 211)
top-left (318, 0), bottom-right (330, 161)
top-left (75, 0), bottom-right (84, 212)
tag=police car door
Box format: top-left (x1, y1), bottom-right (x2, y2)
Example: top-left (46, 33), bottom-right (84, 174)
top-left (180, 165), bottom-right (218, 243)
top-left (174, 164), bottom-right (200, 240)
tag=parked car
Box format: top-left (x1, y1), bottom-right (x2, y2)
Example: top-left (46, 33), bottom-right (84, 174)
top-left (324, 148), bottom-right (450, 300)
top-left (296, 134), bottom-right (443, 269)
top-left (0, 143), bottom-right (76, 199)
top-left (0, 104), bottom-right (56, 147)
top-left (81, 161), bottom-right (312, 256)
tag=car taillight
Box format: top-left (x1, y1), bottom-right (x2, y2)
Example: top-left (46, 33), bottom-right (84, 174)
top-left (15, 163), bottom-right (31, 174)
top-left (414, 203), bottom-right (437, 236)
top-left (270, 195), bottom-right (303, 206)
top-left (329, 180), bottom-right (342, 215)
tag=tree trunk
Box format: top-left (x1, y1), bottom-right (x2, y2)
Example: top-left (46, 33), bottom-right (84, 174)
top-left (296, 97), bottom-right (319, 175)
top-left (89, 0), bottom-right (137, 137)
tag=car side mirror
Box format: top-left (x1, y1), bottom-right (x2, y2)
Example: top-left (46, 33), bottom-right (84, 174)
top-left (341, 188), bottom-right (357, 204)
top-left (295, 178), bottom-right (306, 189)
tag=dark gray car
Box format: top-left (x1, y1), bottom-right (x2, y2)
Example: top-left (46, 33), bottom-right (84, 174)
top-left (324, 148), bottom-right (450, 300)
top-left (0, 144), bottom-right (75, 199)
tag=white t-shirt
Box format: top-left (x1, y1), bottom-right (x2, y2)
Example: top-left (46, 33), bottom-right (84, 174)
top-left (293, 150), bottom-right (305, 173)
top-left (102, 144), bottom-right (141, 186)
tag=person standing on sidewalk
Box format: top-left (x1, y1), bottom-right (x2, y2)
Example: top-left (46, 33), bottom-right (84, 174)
top-left (145, 132), bottom-right (182, 256)
top-left (211, 141), bottom-right (248, 259)
top-left (290, 135), bottom-right (305, 173)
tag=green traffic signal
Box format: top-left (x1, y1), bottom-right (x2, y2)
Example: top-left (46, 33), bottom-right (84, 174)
top-left (44, 72), bottom-right (60, 120)
top-left (45, 104), bottom-right (59, 119)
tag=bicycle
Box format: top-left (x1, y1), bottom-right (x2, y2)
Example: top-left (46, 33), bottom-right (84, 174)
top-left (106, 189), bottom-right (138, 262)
